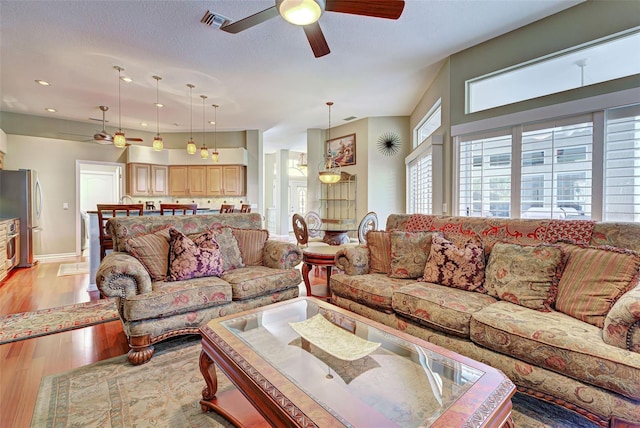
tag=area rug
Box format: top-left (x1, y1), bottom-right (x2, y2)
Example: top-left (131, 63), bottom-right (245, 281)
top-left (0, 299), bottom-right (119, 345)
top-left (57, 261), bottom-right (89, 276)
top-left (31, 337), bottom-right (599, 428)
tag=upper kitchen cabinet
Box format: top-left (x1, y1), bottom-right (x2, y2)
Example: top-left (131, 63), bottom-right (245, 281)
top-left (168, 165), bottom-right (207, 197)
top-left (127, 163), bottom-right (168, 196)
top-left (206, 165), bottom-right (245, 196)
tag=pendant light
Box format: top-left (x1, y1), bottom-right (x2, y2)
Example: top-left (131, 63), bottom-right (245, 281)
top-left (199, 95), bottom-right (209, 159)
top-left (211, 104), bottom-right (219, 163)
top-left (113, 66), bottom-right (127, 148)
top-left (186, 84), bottom-right (197, 154)
top-left (318, 101), bottom-right (341, 184)
top-left (152, 75), bottom-right (163, 151)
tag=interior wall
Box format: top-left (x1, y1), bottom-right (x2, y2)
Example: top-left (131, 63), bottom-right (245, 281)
top-left (5, 135), bottom-right (127, 257)
top-left (449, 0), bottom-right (640, 126)
top-left (366, 116), bottom-right (411, 226)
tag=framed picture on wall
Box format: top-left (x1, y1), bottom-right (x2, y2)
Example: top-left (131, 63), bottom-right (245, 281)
top-left (326, 133), bottom-right (356, 167)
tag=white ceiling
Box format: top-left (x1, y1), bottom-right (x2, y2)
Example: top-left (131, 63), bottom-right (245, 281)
top-left (0, 0), bottom-right (582, 153)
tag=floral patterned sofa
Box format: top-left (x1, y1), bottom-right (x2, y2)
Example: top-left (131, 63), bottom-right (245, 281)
top-left (96, 213), bottom-right (302, 365)
top-left (331, 214), bottom-right (640, 427)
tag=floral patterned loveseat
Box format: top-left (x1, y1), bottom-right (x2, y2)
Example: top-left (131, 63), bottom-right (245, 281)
top-left (331, 214), bottom-right (640, 427)
top-left (96, 213), bottom-right (302, 365)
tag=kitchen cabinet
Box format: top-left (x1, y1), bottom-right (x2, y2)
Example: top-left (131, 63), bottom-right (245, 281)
top-left (206, 165), bottom-right (245, 196)
top-left (127, 163), bottom-right (168, 196)
top-left (168, 165), bottom-right (207, 197)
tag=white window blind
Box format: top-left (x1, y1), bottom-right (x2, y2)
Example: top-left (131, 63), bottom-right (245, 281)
top-left (458, 133), bottom-right (512, 217)
top-left (408, 151), bottom-right (432, 214)
top-left (521, 120), bottom-right (593, 219)
top-left (604, 105), bottom-right (640, 222)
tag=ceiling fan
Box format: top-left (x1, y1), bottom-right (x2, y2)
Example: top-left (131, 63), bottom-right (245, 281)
top-left (88, 106), bottom-right (143, 146)
top-left (202, 0), bottom-right (405, 58)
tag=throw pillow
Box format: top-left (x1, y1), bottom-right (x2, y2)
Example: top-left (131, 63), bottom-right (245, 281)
top-left (484, 243), bottom-right (566, 311)
top-left (389, 231), bottom-right (438, 279)
top-left (167, 227), bottom-right (224, 281)
top-left (367, 231), bottom-right (391, 274)
top-left (204, 227), bottom-right (245, 272)
top-left (554, 242), bottom-right (640, 327)
top-left (421, 233), bottom-right (486, 292)
top-left (231, 228), bottom-right (269, 266)
top-left (124, 228), bottom-right (171, 281)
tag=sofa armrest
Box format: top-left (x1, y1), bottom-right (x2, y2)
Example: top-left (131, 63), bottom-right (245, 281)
top-left (603, 283), bottom-right (640, 353)
top-left (334, 245), bottom-right (370, 275)
top-left (262, 240), bottom-right (303, 269)
top-left (96, 252), bottom-right (153, 298)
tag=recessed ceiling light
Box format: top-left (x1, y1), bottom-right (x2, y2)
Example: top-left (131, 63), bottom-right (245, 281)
top-left (208, 120), bottom-right (216, 125)
top-left (154, 103), bottom-right (164, 108)
top-left (140, 122), bottom-right (148, 127)
top-left (35, 80), bottom-right (50, 86)
top-left (45, 108), bottom-right (57, 112)
top-left (120, 76), bottom-right (133, 83)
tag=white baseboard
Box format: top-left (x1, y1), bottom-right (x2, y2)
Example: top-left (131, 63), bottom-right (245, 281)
top-left (35, 253), bottom-right (79, 263)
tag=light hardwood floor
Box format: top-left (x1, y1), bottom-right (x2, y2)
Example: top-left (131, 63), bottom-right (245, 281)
top-left (0, 257), bottom-right (326, 428)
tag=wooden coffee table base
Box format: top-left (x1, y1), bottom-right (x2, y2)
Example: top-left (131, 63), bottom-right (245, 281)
top-left (199, 350), bottom-right (269, 427)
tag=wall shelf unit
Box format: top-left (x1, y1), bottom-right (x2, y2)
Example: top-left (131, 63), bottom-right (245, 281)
top-left (320, 172), bottom-right (356, 225)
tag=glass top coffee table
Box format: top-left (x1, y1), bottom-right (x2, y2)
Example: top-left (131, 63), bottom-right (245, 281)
top-left (199, 297), bottom-right (515, 427)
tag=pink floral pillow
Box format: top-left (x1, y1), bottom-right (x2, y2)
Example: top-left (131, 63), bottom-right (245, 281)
top-left (167, 227), bottom-right (224, 281)
top-left (421, 234), bottom-right (486, 292)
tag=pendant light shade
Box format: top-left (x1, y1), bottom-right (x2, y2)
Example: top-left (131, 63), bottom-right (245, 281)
top-left (318, 101), bottom-right (341, 184)
top-left (152, 75), bottom-right (163, 151)
top-left (211, 104), bottom-right (219, 163)
top-left (113, 66), bottom-right (127, 148)
top-left (200, 95), bottom-right (209, 159)
top-left (186, 84), bottom-right (197, 154)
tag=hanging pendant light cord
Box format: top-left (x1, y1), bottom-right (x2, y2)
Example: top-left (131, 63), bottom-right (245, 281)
top-left (156, 78), bottom-right (160, 136)
top-left (213, 104), bottom-right (218, 150)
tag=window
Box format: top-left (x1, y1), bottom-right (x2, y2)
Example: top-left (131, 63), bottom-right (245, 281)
top-left (408, 148), bottom-right (432, 214)
top-left (521, 120), bottom-right (592, 219)
top-left (408, 99), bottom-right (441, 214)
top-left (466, 29), bottom-right (640, 113)
top-left (604, 104), bottom-right (640, 222)
top-left (415, 99), bottom-right (441, 149)
top-left (458, 133), bottom-right (511, 217)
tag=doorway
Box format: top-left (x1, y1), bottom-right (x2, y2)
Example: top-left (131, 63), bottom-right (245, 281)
top-left (75, 161), bottom-right (125, 255)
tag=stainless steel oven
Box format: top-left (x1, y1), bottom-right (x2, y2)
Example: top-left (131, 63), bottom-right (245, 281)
top-left (7, 219), bottom-right (20, 270)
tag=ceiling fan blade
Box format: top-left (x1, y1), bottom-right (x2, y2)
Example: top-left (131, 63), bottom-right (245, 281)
top-left (303, 22), bottom-right (330, 58)
top-left (125, 137), bottom-right (143, 142)
top-left (220, 6), bottom-right (279, 33)
top-left (325, 0), bottom-right (405, 19)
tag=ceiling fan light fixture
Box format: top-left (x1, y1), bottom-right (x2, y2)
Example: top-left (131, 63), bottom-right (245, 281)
top-left (114, 132), bottom-right (127, 148)
top-left (277, 0), bottom-right (324, 26)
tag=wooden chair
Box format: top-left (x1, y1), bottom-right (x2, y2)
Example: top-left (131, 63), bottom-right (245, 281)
top-left (159, 203), bottom-right (197, 215)
top-left (240, 204), bottom-right (251, 213)
top-left (97, 204), bottom-right (144, 260)
top-left (292, 213), bottom-right (328, 248)
top-left (304, 211), bottom-right (323, 239)
top-left (219, 204), bottom-right (235, 213)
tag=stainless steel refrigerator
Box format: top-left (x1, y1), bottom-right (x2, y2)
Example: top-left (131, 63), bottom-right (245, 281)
top-left (0, 169), bottom-right (42, 267)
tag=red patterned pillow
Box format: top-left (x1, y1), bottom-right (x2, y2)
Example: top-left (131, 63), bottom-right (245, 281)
top-left (124, 228), bottom-right (171, 281)
top-left (167, 227), bottom-right (224, 281)
top-left (484, 243), bottom-right (566, 311)
top-left (555, 242), bottom-right (640, 327)
top-left (367, 231), bottom-right (391, 274)
top-left (421, 234), bottom-right (486, 292)
top-left (389, 231), bottom-right (438, 279)
top-left (231, 228), bottom-right (269, 266)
